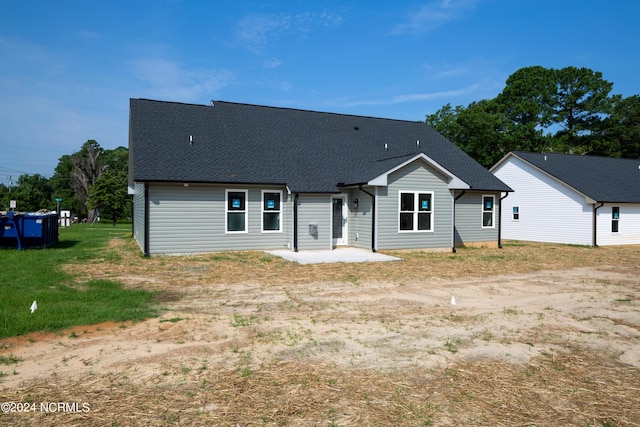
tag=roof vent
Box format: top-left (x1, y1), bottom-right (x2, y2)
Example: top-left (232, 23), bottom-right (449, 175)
top-left (189, 135), bottom-right (193, 145)
top-left (210, 101), bottom-right (214, 107)
top-left (417, 140), bottom-right (420, 147)
top-left (384, 143), bottom-right (388, 152)
top-left (354, 126), bottom-right (359, 130)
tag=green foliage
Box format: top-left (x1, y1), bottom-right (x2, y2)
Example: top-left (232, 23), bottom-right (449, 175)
top-left (50, 154), bottom-right (85, 218)
top-left (595, 94), bottom-right (640, 159)
top-left (0, 224), bottom-right (157, 339)
top-left (427, 65), bottom-right (637, 167)
top-left (89, 169), bottom-right (130, 226)
top-left (6, 174), bottom-right (55, 212)
top-left (6, 140), bottom-right (130, 226)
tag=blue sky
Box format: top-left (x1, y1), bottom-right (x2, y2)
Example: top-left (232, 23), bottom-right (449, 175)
top-left (1, 0), bottom-right (638, 181)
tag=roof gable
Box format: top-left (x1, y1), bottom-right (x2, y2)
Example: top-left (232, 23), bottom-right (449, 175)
top-left (368, 153), bottom-right (470, 189)
top-left (129, 99), bottom-right (512, 193)
top-left (494, 151), bottom-right (640, 203)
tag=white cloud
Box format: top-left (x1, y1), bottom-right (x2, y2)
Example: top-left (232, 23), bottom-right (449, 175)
top-left (393, 0), bottom-right (480, 35)
top-left (334, 84), bottom-right (482, 108)
top-left (132, 58), bottom-right (235, 102)
top-left (263, 57), bottom-right (283, 69)
top-left (234, 10), bottom-right (343, 53)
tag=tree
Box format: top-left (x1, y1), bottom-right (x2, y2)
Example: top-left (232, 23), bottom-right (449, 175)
top-left (426, 103), bottom-right (464, 143)
top-left (0, 183), bottom-right (9, 211)
top-left (427, 65), bottom-right (628, 167)
top-left (552, 67), bottom-right (614, 153)
top-left (496, 65), bottom-right (556, 153)
top-left (10, 174), bottom-right (54, 212)
top-left (69, 140), bottom-right (107, 222)
top-left (427, 100), bottom-right (511, 168)
top-left (596, 95), bottom-right (640, 159)
top-left (50, 154), bottom-right (85, 219)
top-left (88, 169), bottom-right (130, 226)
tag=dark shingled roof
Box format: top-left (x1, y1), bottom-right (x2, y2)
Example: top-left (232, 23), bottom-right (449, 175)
top-left (509, 151), bottom-right (640, 203)
top-left (129, 99), bottom-right (512, 193)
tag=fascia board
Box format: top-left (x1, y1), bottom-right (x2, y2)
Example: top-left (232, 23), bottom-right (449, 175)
top-left (367, 153), bottom-right (470, 189)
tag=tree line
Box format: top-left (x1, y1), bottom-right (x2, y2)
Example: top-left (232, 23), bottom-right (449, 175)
top-left (0, 140), bottom-right (130, 225)
top-left (2, 65), bottom-right (638, 217)
top-left (426, 66), bottom-right (640, 168)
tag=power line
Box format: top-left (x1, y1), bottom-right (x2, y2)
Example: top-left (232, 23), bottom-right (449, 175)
top-left (0, 142), bottom-right (70, 153)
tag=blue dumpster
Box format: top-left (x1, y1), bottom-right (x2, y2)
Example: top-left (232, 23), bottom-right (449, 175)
top-left (0, 211), bottom-right (59, 249)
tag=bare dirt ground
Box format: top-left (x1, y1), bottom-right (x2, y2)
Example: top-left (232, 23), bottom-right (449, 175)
top-left (1, 240), bottom-right (639, 426)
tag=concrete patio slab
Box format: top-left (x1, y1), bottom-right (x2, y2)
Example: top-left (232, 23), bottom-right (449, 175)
top-left (266, 248), bottom-right (401, 264)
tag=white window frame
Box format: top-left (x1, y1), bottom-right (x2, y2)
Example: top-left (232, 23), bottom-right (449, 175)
top-left (261, 190), bottom-right (283, 233)
top-left (482, 195), bottom-right (495, 229)
top-left (225, 189), bottom-right (248, 234)
top-left (612, 206), bottom-right (620, 233)
top-left (398, 191), bottom-right (434, 233)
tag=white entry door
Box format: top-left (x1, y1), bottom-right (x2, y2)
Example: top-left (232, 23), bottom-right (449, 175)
top-left (331, 196), bottom-right (347, 247)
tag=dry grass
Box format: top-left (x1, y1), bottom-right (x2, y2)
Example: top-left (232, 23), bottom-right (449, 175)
top-left (3, 350), bottom-right (639, 426)
top-left (4, 238), bottom-right (640, 426)
top-left (70, 238), bottom-right (640, 289)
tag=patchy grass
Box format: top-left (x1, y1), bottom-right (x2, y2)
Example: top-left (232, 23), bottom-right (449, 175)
top-left (0, 224), bottom-right (158, 339)
top-left (3, 236), bottom-right (640, 426)
top-left (65, 238), bottom-right (640, 289)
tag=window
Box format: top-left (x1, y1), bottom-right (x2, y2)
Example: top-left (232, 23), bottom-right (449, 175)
top-left (226, 190), bottom-right (247, 233)
top-left (512, 206), bottom-right (519, 221)
top-left (262, 191), bottom-right (282, 232)
top-left (482, 195), bottom-right (495, 228)
top-left (399, 191), bottom-right (433, 232)
top-left (612, 207), bottom-right (620, 233)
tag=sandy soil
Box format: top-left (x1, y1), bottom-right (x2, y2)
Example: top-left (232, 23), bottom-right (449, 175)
top-left (1, 264), bottom-right (639, 425)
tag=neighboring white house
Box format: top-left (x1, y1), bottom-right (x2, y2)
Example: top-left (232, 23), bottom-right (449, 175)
top-left (491, 151), bottom-right (640, 246)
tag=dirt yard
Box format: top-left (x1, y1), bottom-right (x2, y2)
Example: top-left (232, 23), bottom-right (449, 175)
top-left (1, 240), bottom-right (639, 426)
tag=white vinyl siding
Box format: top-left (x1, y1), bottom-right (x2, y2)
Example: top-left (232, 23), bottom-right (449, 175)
top-left (146, 183), bottom-right (290, 254)
top-left (493, 157), bottom-right (593, 245)
top-left (596, 203), bottom-right (640, 246)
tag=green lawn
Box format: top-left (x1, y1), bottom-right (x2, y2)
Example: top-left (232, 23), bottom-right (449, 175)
top-left (0, 224), bottom-right (158, 339)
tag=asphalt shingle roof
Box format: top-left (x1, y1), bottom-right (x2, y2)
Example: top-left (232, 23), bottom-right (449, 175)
top-left (510, 151), bottom-right (640, 203)
top-left (129, 99), bottom-right (512, 193)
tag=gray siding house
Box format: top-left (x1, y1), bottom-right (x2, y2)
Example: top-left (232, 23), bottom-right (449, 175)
top-left (128, 99), bottom-right (512, 255)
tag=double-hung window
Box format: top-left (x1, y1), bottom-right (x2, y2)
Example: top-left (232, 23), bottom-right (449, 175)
top-left (512, 206), bottom-right (520, 221)
top-left (262, 191), bottom-right (282, 232)
top-left (612, 207), bottom-right (620, 233)
top-left (482, 195), bottom-right (495, 228)
top-left (399, 191), bottom-right (433, 232)
top-left (226, 190), bottom-right (247, 233)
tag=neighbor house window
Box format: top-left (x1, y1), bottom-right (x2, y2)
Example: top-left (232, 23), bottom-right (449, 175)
top-left (262, 190), bottom-right (282, 232)
top-left (226, 190), bottom-right (247, 233)
top-left (612, 207), bottom-right (620, 233)
top-left (399, 191), bottom-right (433, 232)
top-left (482, 195), bottom-right (495, 228)
top-left (512, 206), bottom-right (520, 221)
